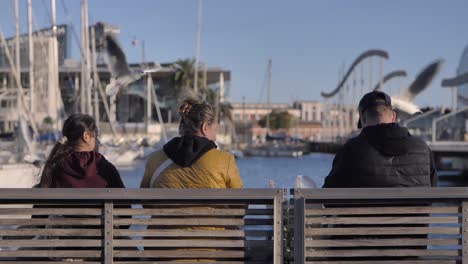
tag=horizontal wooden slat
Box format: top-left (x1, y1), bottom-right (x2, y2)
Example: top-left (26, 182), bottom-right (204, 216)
top-left (113, 208), bottom-right (272, 216)
top-left (0, 239), bottom-right (101, 247)
top-left (0, 260), bottom-right (99, 264)
top-left (0, 250), bottom-right (101, 258)
top-left (0, 218), bottom-right (102, 225)
top-left (305, 261), bottom-right (456, 264)
top-left (306, 238), bottom-right (460, 247)
top-left (114, 218), bottom-right (273, 226)
top-left (306, 227), bottom-right (461, 236)
top-left (113, 239), bottom-right (272, 248)
top-left (0, 228), bottom-right (102, 236)
top-left (306, 216), bottom-right (459, 225)
top-left (0, 208), bottom-right (102, 216)
top-left (306, 206), bottom-right (459, 215)
top-left (113, 250), bottom-right (245, 258)
top-left (115, 262), bottom-right (254, 264)
top-left (113, 208), bottom-right (245, 216)
top-left (115, 229), bottom-right (272, 237)
top-left (306, 249), bottom-right (458, 257)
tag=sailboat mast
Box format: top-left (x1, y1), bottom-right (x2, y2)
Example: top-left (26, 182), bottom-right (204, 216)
top-left (27, 0), bottom-right (34, 114)
top-left (194, 0), bottom-right (202, 93)
top-left (266, 59), bottom-right (272, 132)
top-left (14, 0), bottom-right (20, 118)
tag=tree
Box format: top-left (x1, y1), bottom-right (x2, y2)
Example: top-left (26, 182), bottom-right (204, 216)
top-left (173, 58), bottom-right (207, 101)
top-left (258, 110), bottom-right (295, 130)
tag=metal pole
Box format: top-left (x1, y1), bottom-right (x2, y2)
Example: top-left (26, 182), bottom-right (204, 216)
top-left (379, 57), bottom-right (383, 91)
top-left (266, 59), bottom-right (272, 132)
top-left (360, 61), bottom-right (364, 98)
top-left (27, 0), bottom-right (34, 114)
top-left (91, 26), bottom-right (100, 127)
top-left (369, 57), bottom-right (373, 92)
top-left (141, 40), bottom-right (145, 69)
top-left (150, 78), bottom-right (167, 142)
top-left (84, 0), bottom-right (92, 116)
top-left (193, 0), bottom-right (202, 93)
top-left (51, 0), bottom-right (63, 129)
top-left (452, 86), bottom-right (458, 113)
top-left (80, 1), bottom-right (86, 113)
top-left (145, 74), bottom-right (152, 133)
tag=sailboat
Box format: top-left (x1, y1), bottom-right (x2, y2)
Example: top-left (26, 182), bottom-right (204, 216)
top-left (243, 60), bottom-right (304, 158)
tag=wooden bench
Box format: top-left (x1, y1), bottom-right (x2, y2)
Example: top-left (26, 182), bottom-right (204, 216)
top-left (294, 187), bottom-right (468, 264)
top-left (0, 188), bottom-right (284, 264)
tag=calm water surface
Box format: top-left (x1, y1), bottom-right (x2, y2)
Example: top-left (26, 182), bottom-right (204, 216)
top-left (118, 153), bottom-right (334, 188)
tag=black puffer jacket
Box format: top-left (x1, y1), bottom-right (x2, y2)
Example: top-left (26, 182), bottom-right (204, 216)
top-left (323, 123), bottom-right (437, 188)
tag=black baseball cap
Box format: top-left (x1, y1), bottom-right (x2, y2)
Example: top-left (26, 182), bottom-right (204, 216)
top-left (357, 91), bottom-right (392, 128)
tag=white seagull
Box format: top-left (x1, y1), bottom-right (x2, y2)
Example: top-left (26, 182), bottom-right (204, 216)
top-left (104, 33), bottom-right (161, 97)
top-left (391, 59), bottom-right (444, 114)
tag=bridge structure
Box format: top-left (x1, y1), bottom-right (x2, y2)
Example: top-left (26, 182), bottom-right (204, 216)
top-left (320, 49), bottom-right (409, 142)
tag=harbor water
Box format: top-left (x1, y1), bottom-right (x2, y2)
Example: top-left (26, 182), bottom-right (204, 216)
top-left (118, 153), bottom-right (334, 188)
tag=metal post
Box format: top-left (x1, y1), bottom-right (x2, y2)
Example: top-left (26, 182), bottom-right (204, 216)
top-left (193, 0), bottom-right (202, 93)
top-left (379, 57), bottom-right (383, 92)
top-left (80, 1), bottom-right (86, 113)
top-left (27, 0), bottom-right (34, 114)
top-left (150, 78), bottom-right (167, 142)
top-left (360, 61), bottom-right (365, 98)
top-left (463, 202), bottom-right (468, 263)
top-left (452, 86), bottom-right (458, 113)
top-left (266, 59), bottom-right (272, 133)
top-left (104, 202), bottom-right (113, 264)
top-left (294, 190), bottom-right (305, 264)
top-left (90, 27), bottom-right (100, 127)
top-left (369, 57), bottom-right (373, 92)
top-left (84, 0), bottom-right (92, 116)
top-left (145, 74), bottom-right (152, 133)
top-left (273, 190), bottom-right (284, 264)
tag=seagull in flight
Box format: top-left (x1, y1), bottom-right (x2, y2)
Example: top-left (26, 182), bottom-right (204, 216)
top-left (104, 33), bottom-right (161, 97)
top-left (391, 59), bottom-right (444, 114)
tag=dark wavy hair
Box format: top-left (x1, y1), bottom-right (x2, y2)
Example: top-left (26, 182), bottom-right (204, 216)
top-left (36, 114), bottom-right (97, 188)
top-left (178, 98), bottom-right (215, 136)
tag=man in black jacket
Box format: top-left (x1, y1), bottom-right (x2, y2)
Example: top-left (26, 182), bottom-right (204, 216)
top-left (323, 91), bottom-right (437, 188)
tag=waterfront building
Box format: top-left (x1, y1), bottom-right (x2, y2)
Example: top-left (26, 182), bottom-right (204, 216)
top-left (0, 24), bottom-right (230, 134)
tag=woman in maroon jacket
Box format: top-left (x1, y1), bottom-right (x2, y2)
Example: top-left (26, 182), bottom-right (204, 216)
top-left (36, 114), bottom-right (124, 188)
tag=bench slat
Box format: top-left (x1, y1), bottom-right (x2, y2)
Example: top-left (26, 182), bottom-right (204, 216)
top-left (306, 216), bottom-right (459, 225)
top-left (115, 229), bottom-right (271, 237)
top-left (306, 238), bottom-right (460, 247)
top-left (306, 227), bottom-right (461, 236)
top-left (113, 239), bottom-right (272, 248)
top-left (0, 239), bottom-right (101, 247)
top-left (306, 249), bottom-right (458, 257)
top-left (306, 206), bottom-right (459, 215)
top-left (0, 218), bottom-right (102, 225)
top-left (114, 218), bottom-right (273, 226)
top-left (0, 250), bottom-right (101, 258)
top-left (0, 228), bottom-right (101, 236)
top-left (305, 261), bottom-right (456, 264)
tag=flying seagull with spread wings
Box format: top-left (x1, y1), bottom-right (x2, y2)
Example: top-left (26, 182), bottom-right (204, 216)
top-left (104, 33), bottom-right (161, 97)
top-left (391, 59), bottom-right (444, 114)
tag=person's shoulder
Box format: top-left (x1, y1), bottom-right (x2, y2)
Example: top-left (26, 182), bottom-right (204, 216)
top-left (406, 134), bottom-right (431, 150)
top-left (202, 148), bottom-right (235, 161)
top-left (147, 148), bottom-right (169, 164)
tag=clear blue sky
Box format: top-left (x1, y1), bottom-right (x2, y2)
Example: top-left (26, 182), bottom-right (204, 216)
top-left (1, 0), bottom-right (468, 107)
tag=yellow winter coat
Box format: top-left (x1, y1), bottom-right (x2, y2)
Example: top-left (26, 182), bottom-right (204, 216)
top-left (140, 148), bottom-right (243, 189)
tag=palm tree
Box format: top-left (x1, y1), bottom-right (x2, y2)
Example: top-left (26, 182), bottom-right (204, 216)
top-left (173, 58), bottom-right (207, 101)
top-left (171, 58), bottom-right (233, 123)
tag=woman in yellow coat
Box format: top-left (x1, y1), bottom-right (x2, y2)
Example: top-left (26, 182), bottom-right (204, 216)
top-left (141, 98), bottom-right (243, 189)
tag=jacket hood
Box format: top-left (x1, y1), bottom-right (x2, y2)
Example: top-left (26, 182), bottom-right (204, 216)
top-left (360, 123), bottom-right (413, 156)
top-left (57, 151), bottom-right (109, 187)
top-left (163, 135), bottom-right (217, 167)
